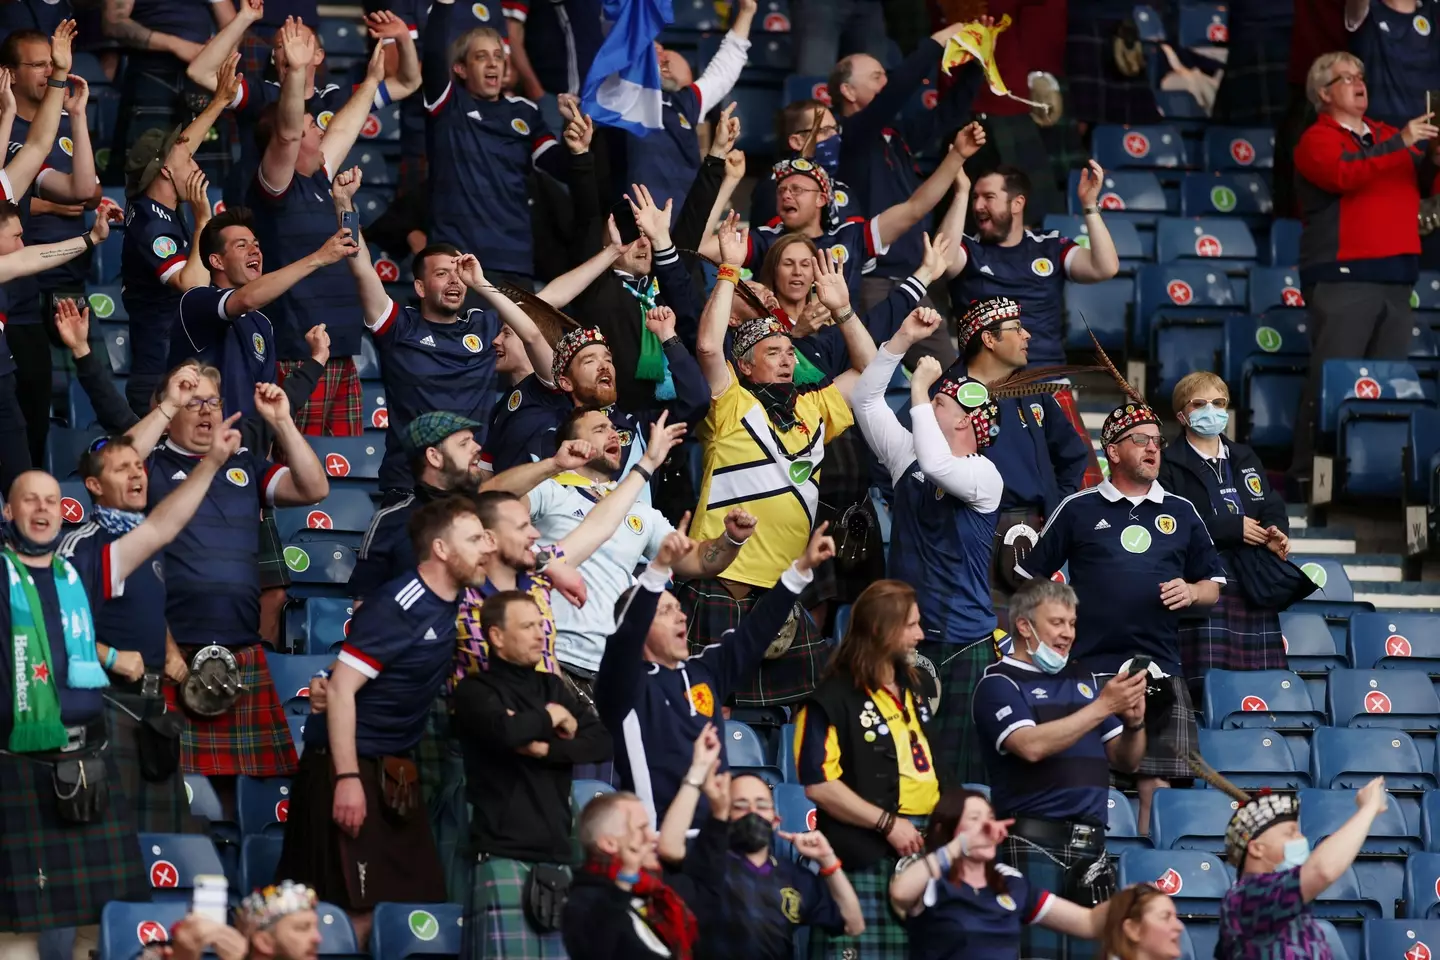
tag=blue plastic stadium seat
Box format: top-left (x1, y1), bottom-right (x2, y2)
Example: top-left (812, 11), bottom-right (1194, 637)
top-left (1404, 853), bottom-right (1440, 919)
top-left (1247, 267), bottom-right (1306, 314)
top-left (1178, 2), bottom-right (1228, 47)
top-left (88, 285), bottom-right (127, 324)
top-left (368, 102), bottom-right (402, 143)
top-left (1092, 125), bottom-right (1186, 170)
top-left (1267, 219), bottom-right (1302, 265)
top-left (317, 17), bottom-right (368, 59)
top-left (264, 652), bottom-right (334, 713)
top-left (184, 773), bottom-right (225, 822)
top-left (1135, 263), bottom-right (1238, 346)
top-left (1155, 89), bottom-right (1207, 122)
top-left (1302, 788), bottom-right (1417, 854)
top-left (1152, 314), bottom-right (1228, 403)
top-left (725, 720), bottom-right (768, 767)
top-left (1338, 389), bottom-right (1434, 499)
top-left (1317, 359), bottom-right (1429, 437)
top-left (1309, 728), bottom-right (1435, 791)
top-left (289, 714), bottom-right (307, 755)
top-left (1155, 217), bottom-right (1257, 263)
top-left (1221, 313), bottom-right (1309, 449)
top-left (1148, 788), bottom-right (1236, 852)
top-left (57, 480), bottom-right (93, 527)
top-left (1116, 850), bottom-right (1232, 911)
top-left (1277, 611), bottom-right (1347, 673)
top-left (1407, 410), bottom-right (1440, 499)
top-left (313, 902), bottom-right (359, 954)
top-left (1067, 168), bottom-right (1168, 217)
top-left (1042, 214), bottom-right (1145, 262)
top-left (1107, 788), bottom-right (1149, 850)
top-left (1203, 669), bottom-right (1324, 730)
top-left (353, 186), bottom-right (392, 227)
top-left (1312, 865), bottom-right (1384, 920)
top-left (729, 84), bottom-right (783, 155)
top-left (782, 73), bottom-right (831, 106)
top-left (1362, 919), bottom-right (1440, 960)
top-left (572, 779), bottom-right (614, 812)
top-left (98, 321), bottom-right (132, 375)
top-left (362, 384), bottom-right (389, 431)
top-left (303, 597), bottom-right (353, 655)
top-left (1292, 557), bottom-right (1354, 603)
top-left (356, 335), bottom-right (381, 380)
top-left (138, 833), bottom-right (226, 899)
top-left (283, 541), bottom-right (359, 587)
top-left (306, 434), bottom-right (385, 482)
top-left (1203, 126), bottom-right (1275, 170)
top-left (1064, 277), bottom-right (1134, 351)
top-left (774, 782), bottom-right (815, 859)
top-left (1180, 172), bottom-right (1273, 218)
top-left (371, 903), bottom-right (463, 957)
top-left (758, 0), bottom-right (792, 33)
top-left (672, 0), bottom-right (727, 31)
top-left (101, 901), bottom-right (189, 960)
top-left (1196, 729), bottom-right (1308, 789)
top-left (1133, 4), bottom-right (1166, 41)
top-left (1424, 792), bottom-right (1440, 851)
top-left (1349, 612), bottom-right (1440, 672)
top-left (241, 833), bottom-right (283, 892)
top-left (1326, 669), bottom-right (1440, 732)
top-left (237, 775), bottom-right (293, 836)
top-left (275, 488), bottom-right (377, 543)
top-left (778, 723), bottom-right (798, 782)
top-left (68, 380), bottom-right (99, 430)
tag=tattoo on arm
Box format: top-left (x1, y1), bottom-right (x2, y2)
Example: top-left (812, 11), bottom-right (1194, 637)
top-left (39, 242), bottom-right (80, 259)
top-left (105, 0), bottom-right (154, 48)
top-left (703, 541), bottom-right (723, 565)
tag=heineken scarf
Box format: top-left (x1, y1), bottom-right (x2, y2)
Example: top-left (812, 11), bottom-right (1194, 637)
top-left (769, 308), bottom-right (827, 386)
top-left (5, 548), bottom-right (107, 753)
top-left (622, 276), bottom-right (677, 400)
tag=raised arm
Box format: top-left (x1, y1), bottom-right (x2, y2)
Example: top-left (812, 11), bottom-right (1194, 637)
top-left (332, 168), bottom-right (392, 322)
top-left (1301, 777), bottom-right (1387, 901)
top-left (854, 322), bottom-right (919, 485)
top-left (224, 228), bottom-right (357, 316)
top-left (691, 0), bottom-right (754, 114)
top-left (4, 21), bottom-right (73, 199)
top-left (908, 355), bottom-right (1003, 511)
top-left (537, 216), bottom-right (625, 310)
top-left (456, 253), bottom-right (556, 376)
top-left (482, 439), bottom-right (591, 495)
top-left (0, 198), bottom-right (120, 284)
top-left (125, 363), bottom-right (202, 458)
top-left (258, 19), bottom-right (314, 196)
top-left (366, 11), bottom-right (422, 104)
top-left (1066, 160), bottom-right (1120, 282)
top-left (185, 0), bottom-right (262, 91)
top-left (696, 211), bottom-right (744, 395)
top-left (320, 45), bottom-right (386, 174)
top-left (940, 167), bottom-right (972, 279)
top-left (874, 123), bottom-right (985, 249)
top-left (421, 0), bottom-right (457, 111)
top-left (102, 0), bottom-right (202, 61)
top-left (254, 382), bottom-right (331, 505)
top-left (670, 507), bottom-right (754, 579)
top-left (658, 724), bottom-right (724, 863)
top-left (813, 243), bottom-right (876, 376)
top-left (175, 168), bottom-right (216, 290)
top-left (179, 56), bottom-right (242, 168)
top-left (37, 76), bottom-right (99, 205)
top-left (56, 299), bottom-right (141, 433)
top-left (594, 556), bottom-right (668, 727)
top-left (505, 13), bottom-right (544, 101)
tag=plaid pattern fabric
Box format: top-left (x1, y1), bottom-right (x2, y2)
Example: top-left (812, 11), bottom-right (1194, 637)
top-left (1102, 672), bottom-right (1198, 780)
top-left (1213, 33), bottom-right (1291, 127)
top-left (677, 578), bottom-right (826, 707)
top-left (103, 692), bottom-right (198, 834)
top-left (917, 636), bottom-right (998, 787)
top-left (257, 509), bottom-right (290, 590)
top-left (463, 856), bottom-right (570, 960)
top-left (398, 156), bottom-right (429, 196)
top-left (278, 357), bottom-right (363, 437)
top-left (164, 644), bottom-right (299, 778)
top-left (1179, 584), bottom-right (1287, 686)
top-left (1052, 388), bottom-right (1105, 488)
top-left (238, 32), bottom-right (273, 82)
top-left (0, 745), bottom-right (149, 931)
top-left (1065, 17), bottom-right (1161, 126)
top-left (809, 859), bottom-right (908, 959)
top-left (417, 697), bottom-right (473, 903)
top-left (999, 832), bottom-right (1101, 960)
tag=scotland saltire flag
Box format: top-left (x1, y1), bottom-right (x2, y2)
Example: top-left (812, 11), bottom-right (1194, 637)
top-left (580, 0), bottom-right (674, 136)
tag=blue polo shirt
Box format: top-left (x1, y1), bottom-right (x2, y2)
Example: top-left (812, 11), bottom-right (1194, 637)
top-left (170, 285), bottom-right (277, 416)
top-left (58, 522), bottom-right (169, 672)
top-left (1350, 0), bottom-right (1440, 127)
top-left (148, 440), bottom-right (289, 648)
top-left (745, 215), bottom-right (880, 302)
top-left (310, 571), bottom-right (460, 755)
top-left (0, 0), bottom-right (73, 38)
top-left (905, 864), bottom-right (1053, 960)
top-left (1017, 480), bottom-right (1228, 674)
top-left (626, 86), bottom-right (702, 212)
top-left (972, 656), bottom-right (1122, 825)
top-left (349, 490), bottom-right (422, 602)
top-left (368, 297), bottom-right (502, 490)
top-left (248, 164), bottom-right (363, 360)
top-left (950, 231), bottom-right (1080, 368)
top-left (483, 373), bottom-right (572, 474)
top-left (0, 542), bottom-right (118, 733)
top-left (122, 197), bottom-right (193, 383)
top-left (705, 848), bottom-right (845, 960)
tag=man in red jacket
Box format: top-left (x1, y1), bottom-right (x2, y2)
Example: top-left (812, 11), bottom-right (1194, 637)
top-left (1288, 50), bottom-right (1437, 489)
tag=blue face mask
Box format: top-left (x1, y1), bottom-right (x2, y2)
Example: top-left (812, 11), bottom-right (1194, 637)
top-left (1279, 836), bottom-right (1310, 869)
top-left (813, 134), bottom-right (842, 178)
top-left (1026, 636), bottom-right (1069, 675)
top-left (1186, 404), bottom-right (1229, 437)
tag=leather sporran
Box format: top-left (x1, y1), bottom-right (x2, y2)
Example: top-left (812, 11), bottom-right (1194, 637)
top-left (53, 748), bottom-right (110, 824)
top-left (523, 864), bottom-right (571, 932)
top-left (379, 756), bottom-right (419, 820)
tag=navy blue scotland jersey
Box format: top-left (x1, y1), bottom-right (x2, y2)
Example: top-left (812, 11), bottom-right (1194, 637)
top-left (950, 230), bottom-right (1080, 368)
top-left (170, 285), bottom-right (277, 416)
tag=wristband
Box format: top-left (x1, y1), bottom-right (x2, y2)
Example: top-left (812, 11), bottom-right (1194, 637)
top-left (47, 76), bottom-right (67, 89)
top-left (1082, 205), bottom-right (1100, 215)
top-left (683, 777), bottom-right (705, 790)
top-left (818, 858), bottom-right (843, 878)
top-left (82, 232), bottom-right (95, 251)
top-left (724, 530), bottom-right (747, 548)
top-left (335, 772), bottom-right (361, 781)
top-left (632, 464), bottom-right (653, 483)
top-left (104, 646), bottom-right (118, 670)
top-left (833, 306), bottom-right (856, 323)
top-left (662, 335), bottom-right (682, 350)
top-left (716, 264), bottom-right (741, 284)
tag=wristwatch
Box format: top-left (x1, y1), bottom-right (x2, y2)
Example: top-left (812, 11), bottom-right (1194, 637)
top-left (1082, 205), bottom-right (1101, 216)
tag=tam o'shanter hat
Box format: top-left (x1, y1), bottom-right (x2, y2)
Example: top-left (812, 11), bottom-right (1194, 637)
top-left (959, 296), bottom-right (1023, 352)
top-left (771, 156), bottom-right (833, 205)
top-left (239, 880), bottom-right (318, 929)
top-left (733, 315), bottom-right (792, 358)
top-left (1188, 752), bottom-right (1300, 868)
top-left (932, 375), bottom-right (1001, 450)
top-left (552, 327), bottom-right (608, 383)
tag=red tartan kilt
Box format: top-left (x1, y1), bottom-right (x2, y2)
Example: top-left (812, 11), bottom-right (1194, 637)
top-left (276, 357), bottom-right (363, 438)
top-left (1052, 386), bottom-right (1106, 488)
top-left (163, 644), bottom-right (299, 778)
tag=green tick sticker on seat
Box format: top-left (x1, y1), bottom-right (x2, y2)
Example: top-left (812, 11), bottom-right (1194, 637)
top-left (1120, 524), bottom-right (1151, 554)
top-left (1255, 326), bottom-right (1282, 352)
top-left (1210, 185), bottom-right (1237, 212)
top-left (407, 909), bottom-right (438, 941)
top-left (1300, 562), bottom-right (1327, 588)
top-left (282, 546), bottom-right (310, 572)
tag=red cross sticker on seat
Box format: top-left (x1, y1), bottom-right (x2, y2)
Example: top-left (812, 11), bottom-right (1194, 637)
top-left (1050, 570), bottom-right (1068, 584)
top-left (763, 12), bottom-right (789, 30)
top-left (1365, 691), bottom-right (1393, 714)
top-left (214, 200), bottom-right (227, 214)
top-left (371, 407), bottom-right (389, 429)
top-left (1230, 139), bottom-right (1255, 165)
top-left (1240, 695), bottom-right (1269, 712)
top-left (810, 82), bottom-right (831, 105)
top-left (922, 89), bottom-right (938, 110)
top-left (60, 497), bottom-right (84, 523)
top-left (136, 921), bottom-right (169, 945)
top-left (149, 859), bottom-right (178, 888)
top-left (1206, 20), bottom-right (1228, 42)
top-left (324, 453), bottom-right (351, 477)
top-left (1408, 941), bottom-right (1432, 960)
top-left (296, 685), bottom-right (311, 699)
top-left (275, 798), bottom-right (290, 822)
top-left (307, 510), bottom-right (333, 530)
top-left (360, 114), bottom-right (382, 139)
top-left (1388, 635), bottom-right (1413, 657)
top-left (1099, 193), bottom-right (1125, 211)
top-left (343, 618), bottom-right (352, 637)
top-left (1166, 280), bottom-right (1193, 305)
top-left (1154, 869), bottom-right (1183, 894)
top-left (1354, 377), bottom-right (1382, 399)
top-left (375, 259), bottom-right (400, 283)
top-left (806, 808), bottom-right (817, 830)
top-left (1281, 287), bottom-right (1304, 307)
top-left (1195, 234), bottom-right (1223, 257)
top-left (1123, 132), bottom-right (1150, 158)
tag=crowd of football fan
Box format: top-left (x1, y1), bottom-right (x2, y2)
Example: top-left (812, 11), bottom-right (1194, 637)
top-left (0, 0), bottom-right (1421, 958)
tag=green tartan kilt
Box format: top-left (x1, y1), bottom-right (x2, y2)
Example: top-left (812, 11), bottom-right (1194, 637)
top-left (916, 636), bottom-right (999, 788)
top-left (462, 856), bottom-right (570, 960)
top-left (104, 692), bottom-right (198, 834)
top-left (418, 697), bottom-right (470, 903)
top-left (0, 742), bottom-right (149, 932)
top-left (809, 859), bottom-right (909, 960)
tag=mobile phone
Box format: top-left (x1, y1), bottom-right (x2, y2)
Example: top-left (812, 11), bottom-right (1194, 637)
top-left (610, 200), bottom-right (641, 245)
top-left (192, 874), bottom-right (228, 924)
top-left (1429, 90), bottom-right (1440, 118)
top-left (1126, 656), bottom-right (1153, 678)
top-left (340, 210), bottom-right (359, 256)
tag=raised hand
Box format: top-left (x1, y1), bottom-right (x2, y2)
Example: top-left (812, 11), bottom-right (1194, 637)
top-left (716, 209), bottom-right (747, 265)
top-left (88, 198), bottom-right (123, 243)
top-left (332, 165), bottom-right (363, 208)
top-left (305, 323), bottom-right (331, 365)
top-left (916, 231), bottom-right (952, 285)
top-left (644, 305), bottom-right (677, 341)
top-left (364, 10), bottom-right (411, 40)
top-left (708, 101), bottom-right (739, 157)
top-left (792, 300), bottom-right (831, 339)
top-left (639, 410), bottom-right (687, 470)
top-left (239, 0), bottom-right (264, 23)
top-left (654, 511), bottom-right (695, 568)
top-left (552, 438), bottom-right (595, 470)
top-left (205, 412), bottom-right (244, 463)
top-left (604, 214), bottom-right (635, 256)
top-left (280, 18), bottom-right (317, 73)
top-left (1076, 159), bottom-right (1105, 208)
top-left (689, 721), bottom-right (722, 777)
top-left (897, 305), bottom-right (943, 347)
top-left (456, 253), bottom-right (487, 290)
top-left (253, 381), bottom-right (292, 426)
top-left (318, 227), bottom-right (361, 264)
top-left (953, 120), bottom-right (986, 159)
top-left (562, 99), bottom-right (595, 154)
top-left (0, 70), bottom-right (15, 116)
top-left (61, 74), bottom-right (88, 115)
top-left (627, 182), bottom-right (673, 242)
top-left (162, 363), bottom-right (202, 414)
top-left (1405, 112), bottom-right (1439, 148)
top-left (50, 19), bottom-right (75, 73)
top-left (180, 168), bottom-right (212, 221)
top-left (53, 298), bottom-right (89, 353)
top-left (782, 829), bottom-right (837, 865)
top-left (364, 38), bottom-right (387, 84)
top-left (797, 521), bottom-right (836, 572)
top-left (1357, 776), bottom-right (1389, 813)
top-left (722, 507), bottom-right (757, 545)
top-left (813, 248), bottom-right (850, 313)
top-left (214, 51), bottom-right (242, 109)
top-left (724, 147), bottom-right (746, 181)
top-left (910, 354), bottom-right (943, 394)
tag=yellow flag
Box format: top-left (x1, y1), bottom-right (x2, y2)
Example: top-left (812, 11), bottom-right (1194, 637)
top-left (941, 15), bottom-right (1046, 109)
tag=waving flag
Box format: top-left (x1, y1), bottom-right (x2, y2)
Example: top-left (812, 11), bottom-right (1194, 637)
top-left (941, 15), bottom-right (1046, 110)
top-left (581, 0), bottom-right (675, 136)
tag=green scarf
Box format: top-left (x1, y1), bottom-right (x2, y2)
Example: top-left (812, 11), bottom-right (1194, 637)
top-left (792, 350), bottom-right (826, 386)
top-left (623, 277), bottom-right (668, 383)
top-left (5, 549), bottom-right (97, 752)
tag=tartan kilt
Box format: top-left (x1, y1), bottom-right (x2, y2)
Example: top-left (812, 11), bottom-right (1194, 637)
top-left (1212, 33), bottom-right (1291, 127)
top-left (0, 744), bottom-right (149, 932)
top-left (1105, 673), bottom-right (1198, 780)
top-left (463, 856), bottom-right (570, 960)
top-left (917, 636), bottom-right (998, 787)
top-left (809, 859), bottom-right (908, 959)
top-left (1065, 17), bottom-right (1161, 126)
top-left (104, 692), bottom-right (198, 834)
top-left (999, 834), bottom-right (1100, 960)
top-left (1178, 583), bottom-right (1287, 690)
top-left (417, 697), bottom-right (472, 903)
top-left (238, 32), bottom-right (274, 80)
top-left (163, 644), bottom-right (299, 778)
top-left (677, 578), bottom-right (827, 707)
top-left (277, 357), bottom-right (363, 437)
top-left (1052, 388), bottom-right (1105, 489)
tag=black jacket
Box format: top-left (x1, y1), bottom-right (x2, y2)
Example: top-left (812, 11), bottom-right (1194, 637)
top-left (451, 657), bottom-right (612, 863)
top-left (1157, 435), bottom-right (1288, 550)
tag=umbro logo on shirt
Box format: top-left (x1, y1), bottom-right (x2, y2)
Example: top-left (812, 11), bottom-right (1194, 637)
top-left (1031, 688), bottom-right (1048, 699)
top-left (1094, 519), bottom-right (1111, 530)
top-left (171, 471), bottom-right (187, 480)
top-left (424, 628), bottom-right (437, 639)
top-left (467, 110), bottom-right (482, 122)
top-left (420, 335), bottom-right (436, 346)
top-left (979, 265), bottom-right (995, 275)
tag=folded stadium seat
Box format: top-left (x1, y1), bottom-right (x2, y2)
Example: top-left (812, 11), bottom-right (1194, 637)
top-left (1423, 793), bottom-right (1440, 851)
top-left (57, 480), bottom-right (93, 527)
top-left (758, 0), bottom-right (792, 31)
top-left (1116, 849), bottom-right (1232, 916)
top-left (1246, 267), bottom-right (1306, 315)
top-left (1220, 313), bottom-right (1308, 450)
top-left (724, 719), bottom-right (769, 767)
top-left (1132, 4), bottom-right (1166, 41)
top-left (729, 84), bottom-right (783, 155)
top-left (237, 775), bottom-right (293, 836)
top-left (353, 186), bottom-right (393, 228)
top-left (1202, 668), bottom-right (1326, 731)
top-left (356, 334), bottom-right (381, 381)
top-left (101, 901), bottom-right (189, 960)
top-left (1135, 262), bottom-right (1238, 348)
top-left (1362, 919), bottom-right (1440, 958)
top-left (1317, 919), bottom-right (1356, 960)
top-left (370, 903), bottom-right (463, 958)
top-left (1404, 852), bottom-right (1440, 918)
top-left (1063, 277), bottom-right (1135, 352)
top-left (1196, 728), bottom-right (1310, 790)
top-left (1155, 90), bottom-right (1208, 126)
top-left (1349, 611), bottom-right (1440, 674)
top-left (1326, 669), bottom-right (1440, 733)
top-left (1178, 1), bottom-right (1228, 46)
top-left (317, 17), bottom-right (367, 67)
top-left (710, 30), bottom-right (792, 78)
top-left (1302, 788), bottom-right (1417, 856)
top-left (240, 833), bottom-right (283, 892)
top-left (1312, 865), bottom-right (1385, 922)
top-left (1142, 259), bottom-right (1244, 400)
top-left (99, 322), bottom-right (131, 376)
top-left (362, 383), bottom-right (389, 431)
top-left (288, 714), bottom-right (308, 756)
top-left (1309, 728), bottom-right (1435, 792)
top-left (138, 833), bottom-right (226, 900)
top-left (773, 783), bottom-right (815, 860)
top-left (1277, 611), bottom-right (1348, 674)
top-left (1265, 218), bottom-right (1301, 266)
top-left (303, 596), bottom-right (353, 656)
top-left (344, 144), bottom-right (395, 186)
top-left (264, 652), bottom-right (335, 714)
top-left (1107, 788), bottom-right (1150, 851)
top-left (1092, 125), bottom-right (1187, 173)
top-left (731, 765), bottom-right (783, 788)
top-left (783, 73), bottom-right (831, 106)
top-left (68, 380), bottom-right (99, 430)
top-left (778, 723), bottom-right (797, 782)
top-left (184, 773), bottom-right (226, 823)
top-left (367, 102), bottom-right (402, 145)
top-left (1290, 557), bottom-right (1355, 603)
top-left (1154, 216), bottom-right (1257, 269)
top-left (1147, 788), bottom-right (1236, 852)
top-left (572, 779), bottom-right (615, 813)
top-left (87, 284), bottom-right (128, 324)
top-left (306, 434), bottom-right (385, 486)
top-left (1042, 214), bottom-right (1146, 273)
top-left (310, 902), bottom-right (359, 954)
top-left (282, 540), bottom-right (358, 595)
top-left (834, 602), bottom-right (853, 643)
top-left (275, 488), bottom-right (377, 548)
top-left (1415, 271), bottom-right (1440, 310)
top-left (1203, 126), bottom-right (1276, 171)
top-left (1179, 172), bottom-right (1273, 222)
top-left (45, 426), bottom-right (105, 479)
top-left (672, 0), bottom-right (728, 31)
top-left (1066, 168), bottom-right (1169, 225)
top-left (1316, 359), bottom-right (1433, 487)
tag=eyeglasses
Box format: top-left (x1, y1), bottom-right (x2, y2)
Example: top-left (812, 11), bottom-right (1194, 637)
top-left (776, 184), bottom-right (821, 199)
top-left (1326, 72), bottom-right (1365, 87)
top-left (794, 124), bottom-right (839, 138)
top-left (16, 60), bottom-right (49, 71)
top-left (184, 397), bottom-right (223, 412)
top-left (991, 322), bottom-right (1025, 336)
top-left (1120, 434), bottom-right (1167, 449)
top-left (1185, 397), bottom-right (1229, 410)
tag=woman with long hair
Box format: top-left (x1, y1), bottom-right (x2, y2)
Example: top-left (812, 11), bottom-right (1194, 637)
top-left (1102, 884), bottom-right (1187, 960)
top-left (794, 579), bottom-right (942, 959)
top-left (890, 788), bottom-right (1110, 958)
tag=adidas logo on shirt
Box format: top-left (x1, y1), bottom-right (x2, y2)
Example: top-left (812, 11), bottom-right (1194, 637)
top-left (572, 509), bottom-right (585, 518)
top-left (424, 628), bottom-right (437, 639)
top-left (171, 471), bottom-right (188, 480)
top-left (1094, 519), bottom-right (1111, 530)
top-left (467, 110), bottom-right (482, 121)
top-left (979, 265), bottom-right (995, 275)
top-left (420, 335), bottom-right (436, 346)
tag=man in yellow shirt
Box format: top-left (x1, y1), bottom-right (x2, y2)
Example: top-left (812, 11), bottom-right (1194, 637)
top-left (685, 216), bottom-right (877, 705)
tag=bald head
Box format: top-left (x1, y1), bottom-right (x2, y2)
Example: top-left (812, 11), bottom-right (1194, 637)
top-left (829, 53), bottom-right (886, 115)
top-left (4, 470), bottom-right (63, 551)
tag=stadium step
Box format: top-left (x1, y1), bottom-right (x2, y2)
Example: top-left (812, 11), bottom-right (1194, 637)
top-left (1354, 580), bottom-right (1440, 611)
top-left (1291, 527), bottom-right (1357, 555)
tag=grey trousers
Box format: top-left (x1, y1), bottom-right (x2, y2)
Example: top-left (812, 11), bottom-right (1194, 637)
top-left (1290, 280), bottom-right (1414, 473)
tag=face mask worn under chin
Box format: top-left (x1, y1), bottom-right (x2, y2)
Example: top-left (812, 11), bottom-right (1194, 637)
top-left (1186, 404), bottom-right (1230, 438)
top-left (729, 812), bottom-right (775, 854)
top-left (1278, 836), bottom-right (1310, 869)
top-left (1025, 634), bottom-right (1069, 674)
